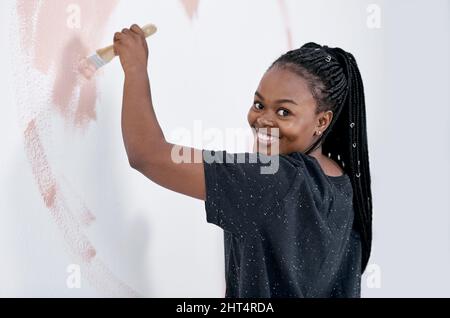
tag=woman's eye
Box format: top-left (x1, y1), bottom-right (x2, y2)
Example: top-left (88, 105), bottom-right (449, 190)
top-left (253, 102), bottom-right (264, 110)
top-left (277, 109), bottom-right (290, 117)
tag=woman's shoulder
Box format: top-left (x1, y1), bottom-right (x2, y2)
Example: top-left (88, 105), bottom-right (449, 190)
top-left (284, 152), bottom-right (352, 190)
top-left (203, 150), bottom-right (349, 185)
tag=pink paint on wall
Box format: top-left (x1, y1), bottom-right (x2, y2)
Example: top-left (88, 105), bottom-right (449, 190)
top-left (24, 119), bottom-right (97, 263)
top-left (23, 115), bottom-right (138, 297)
top-left (178, 0), bottom-right (292, 49)
top-left (16, 0), bottom-right (118, 129)
top-left (59, 175), bottom-right (97, 227)
top-left (180, 0), bottom-right (200, 21)
top-left (76, 80), bottom-right (98, 128)
top-left (278, 0), bottom-right (294, 50)
top-left (16, 1), bottom-right (139, 297)
top-left (16, 0), bottom-right (39, 53)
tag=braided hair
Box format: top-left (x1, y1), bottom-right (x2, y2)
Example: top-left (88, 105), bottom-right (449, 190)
top-left (270, 42), bottom-right (372, 273)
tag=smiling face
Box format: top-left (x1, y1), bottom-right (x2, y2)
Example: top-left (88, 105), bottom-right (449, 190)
top-left (248, 65), bottom-right (334, 156)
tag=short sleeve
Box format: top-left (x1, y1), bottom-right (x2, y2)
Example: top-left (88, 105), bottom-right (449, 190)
top-left (202, 150), bottom-right (299, 237)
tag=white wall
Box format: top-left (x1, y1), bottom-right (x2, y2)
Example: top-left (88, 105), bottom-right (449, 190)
top-left (0, 0), bottom-right (448, 297)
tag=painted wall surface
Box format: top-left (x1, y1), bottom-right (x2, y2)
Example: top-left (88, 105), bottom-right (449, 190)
top-left (0, 0), bottom-right (449, 297)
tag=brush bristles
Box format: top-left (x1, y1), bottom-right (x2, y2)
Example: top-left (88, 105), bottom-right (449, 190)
top-left (88, 54), bottom-right (108, 69)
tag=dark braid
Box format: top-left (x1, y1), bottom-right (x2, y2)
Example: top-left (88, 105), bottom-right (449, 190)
top-left (270, 42), bottom-right (373, 273)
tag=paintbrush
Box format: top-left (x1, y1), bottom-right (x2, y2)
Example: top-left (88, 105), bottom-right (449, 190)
top-left (78, 23), bottom-right (158, 79)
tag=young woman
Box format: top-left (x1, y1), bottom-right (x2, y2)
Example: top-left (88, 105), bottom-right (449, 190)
top-left (114, 24), bottom-right (372, 298)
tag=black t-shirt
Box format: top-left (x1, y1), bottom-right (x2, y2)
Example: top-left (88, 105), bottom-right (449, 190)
top-left (202, 150), bottom-right (362, 298)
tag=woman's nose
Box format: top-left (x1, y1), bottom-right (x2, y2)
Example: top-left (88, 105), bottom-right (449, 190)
top-left (256, 115), bottom-right (275, 127)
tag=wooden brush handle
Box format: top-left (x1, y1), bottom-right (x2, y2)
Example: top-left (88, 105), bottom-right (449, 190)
top-left (142, 24), bottom-right (158, 37)
top-left (97, 24), bottom-right (158, 63)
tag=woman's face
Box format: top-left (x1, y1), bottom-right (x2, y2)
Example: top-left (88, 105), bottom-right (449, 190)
top-left (247, 66), bottom-right (331, 156)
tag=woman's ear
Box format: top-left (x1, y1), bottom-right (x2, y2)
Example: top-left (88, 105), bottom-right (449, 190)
top-left (316, 111), bottom-right (333, 135)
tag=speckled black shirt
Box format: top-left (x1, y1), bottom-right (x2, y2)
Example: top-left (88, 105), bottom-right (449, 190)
top-left (202, 150), bottom-right (362, 298)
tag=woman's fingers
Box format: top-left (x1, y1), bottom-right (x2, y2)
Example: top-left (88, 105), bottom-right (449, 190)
top-left (130, 24), bottom-right (145, 37)
top-left (114, 25), bottom-right (143, 42)
top-left (113, 24), bottom-right (146, 56)
top-left (114, 32), bottom-right (122, 42)
top-left (113, 32), bottom-right (122, 55)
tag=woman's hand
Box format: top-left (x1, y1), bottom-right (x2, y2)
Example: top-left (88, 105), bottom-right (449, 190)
top-left (113, 24), bottom-right (149, 75)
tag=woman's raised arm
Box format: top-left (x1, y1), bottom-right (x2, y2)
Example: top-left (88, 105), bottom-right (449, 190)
top-left (115, 24), bottom-right (206, 200)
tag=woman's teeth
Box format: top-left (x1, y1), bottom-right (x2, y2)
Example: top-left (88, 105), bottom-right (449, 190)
top-left (257, 131), bottom-right (276, 143)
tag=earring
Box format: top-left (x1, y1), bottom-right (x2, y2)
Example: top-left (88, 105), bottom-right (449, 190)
top-left (317, 131), bottom-right (322, 136)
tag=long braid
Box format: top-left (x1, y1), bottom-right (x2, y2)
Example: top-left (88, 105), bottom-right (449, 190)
top-left (270, 43), bottom-right (373, 272)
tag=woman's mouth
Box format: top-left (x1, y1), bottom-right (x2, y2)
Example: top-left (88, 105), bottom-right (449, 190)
top-left (257, 131), bottom-right (276, 144)
top-left (254, 128), bottom-right (280, 145)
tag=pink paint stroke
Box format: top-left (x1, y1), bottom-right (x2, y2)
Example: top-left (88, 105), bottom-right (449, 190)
top-left (180, 0), bottom-right (200, 22)
top-left (24, 119), bottom-right (97, 263)
top-left (59, 175), bottom-right (97, 227)
top-left (278, 0), bottom-right (294, 50)
top-left (17, 0), bottom-right (140, 297)
top-left (24, 117), bottom-right (138, 297)
top-left (16, 0), bottom-right (118, 130)
top-left (178, 0), bottom-right (292, 48)
top-left (16, 0), bottom-right (39, 53)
